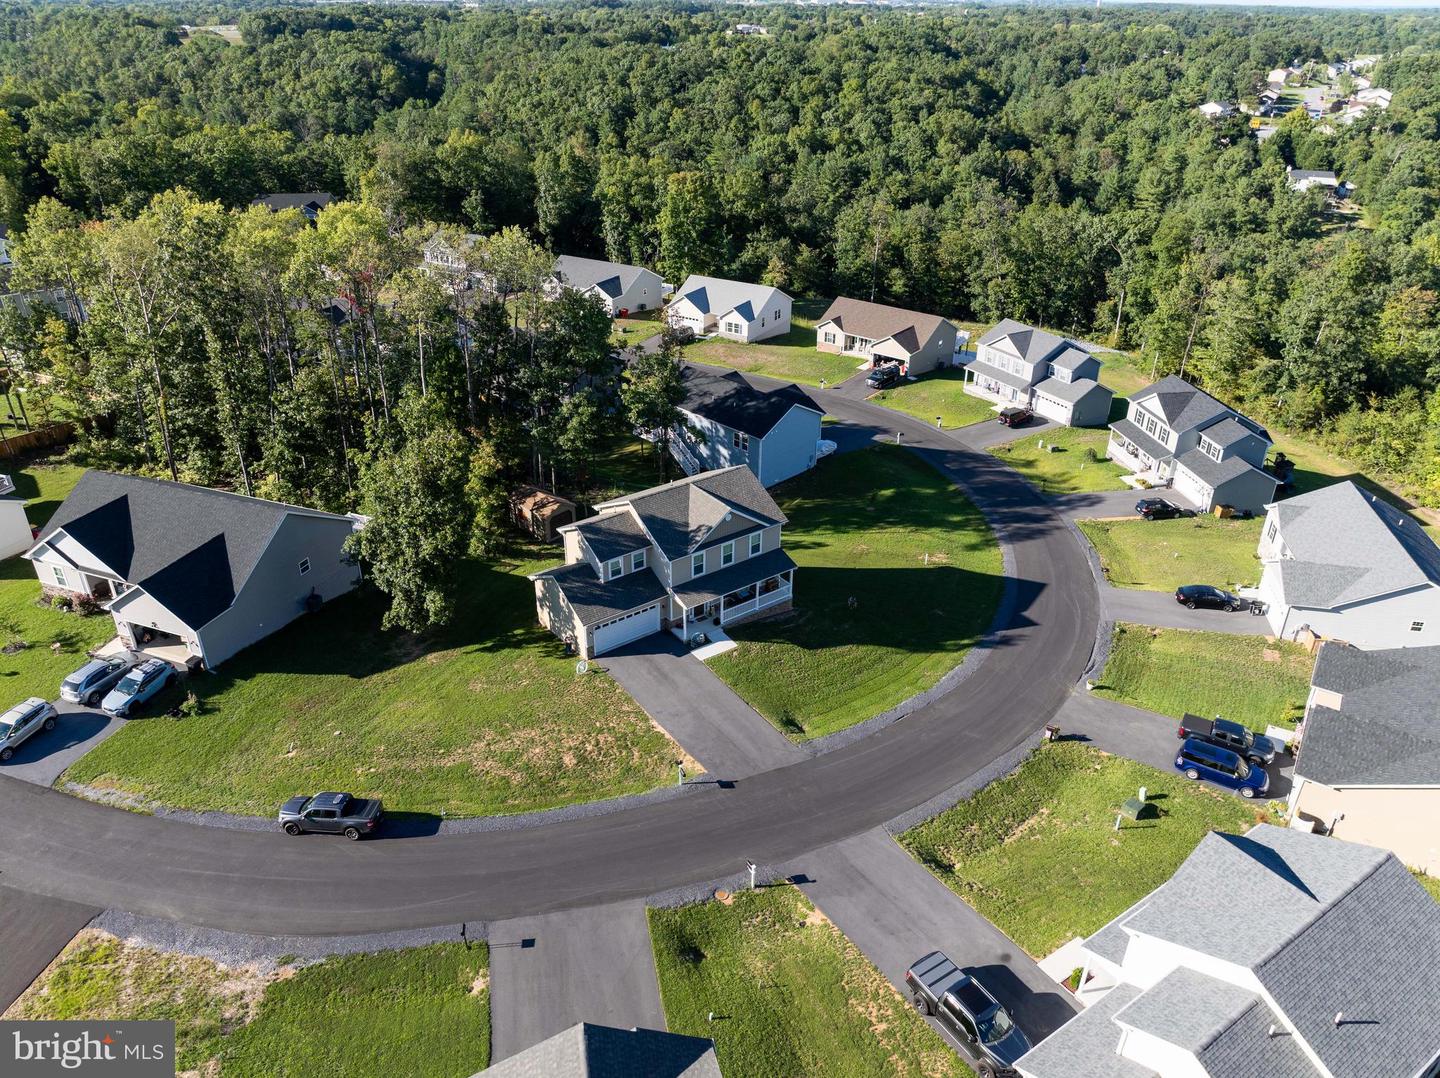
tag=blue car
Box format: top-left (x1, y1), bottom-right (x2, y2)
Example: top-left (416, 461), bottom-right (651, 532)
top-left (100, 659), bottom-right (176, 717)
top-left (1175, 737), bottom-right (1269, 798)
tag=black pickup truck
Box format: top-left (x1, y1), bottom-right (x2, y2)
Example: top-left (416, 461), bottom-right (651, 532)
top-left (905, 951), bottom-right (1030, 1078)
top-left (1177, 714), bottom-right (1278, 766)
top-left (278, 791), bottom-right (384, 840)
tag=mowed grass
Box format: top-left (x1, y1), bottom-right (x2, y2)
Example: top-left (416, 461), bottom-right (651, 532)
top-left (6, 931), bottom-right (489, 1077)
top-left (585, 432), bottom-right (669, 500)
top-left (650, 886), bottom-right (967, 1078)
top-left (1414, 871), bottom-right (1440, 903)
top-left (987, 425), bottom-right (1128, 495)
top-left (709, 445), bottom-right (1003, 739)
top-left (901, 742), bottom-right (1258, 957)
top-left (610, 310), bottom-right (663, 348)
top-left (1077, 515), bottom-right (1263, 592)
top-left (1094, 624), bottom-right (1313, 732)
top-left (868, 368), bottom-right (998, 431)
top-left (683, 300), bottom-right (856, 388)
top-left (65, 547), bottom-right (681, 816)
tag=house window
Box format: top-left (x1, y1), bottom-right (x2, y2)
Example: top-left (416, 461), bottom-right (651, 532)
top-left (1267, 522), bottom-right (1277, 542)
top-left (749, 532), bottom-right (762, 556)
top-left (1158, 426), bottom-right (1170, 443)
top-left (692, 551), bottom-right (705, 577)
top-left (732, 431), bottom-right (750, 453)
top-left (721, 541), bottom-right (735, 567)
top-left (823, 331), bottom-right (836, 344)
top-left (298, 558), bottom-right (311, 576)
top-left (608, 558), bottom-right (623, 579)
top-left (774, 308), bottom-right (781, 320)
top-left (1412, 621), bottom-right (1426, 633)
top-left (1144, 415), bottom-right (1157, 436)
top-left (51, 566), bottom-right (66, 588)
top-left (724, 321), bottom-right (741, 334)
top-left (760, 317), bottom-right (766, 328)
top-left (632, 549), bottom-right (646, 571)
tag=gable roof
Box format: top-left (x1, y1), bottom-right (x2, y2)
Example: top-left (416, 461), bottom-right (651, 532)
top-left (1174, 447), bottom-right (1272, 490)
top-left (571, 509), bottom-right (650, 564)
top-left (672, 275), bottom-right (787, 321)
top-left (474, 1022), bottom-right (720, 1077)
top-left (978, 318), bottom-right (1073, 364)
top-left (816, 297), bottom-right (953, 354)
top-left (1298, 643), bottom-right (1440, 786)
top-left (678, 365), bottom-right (821, 438)
top-left (553, 255), bottom-right (657, 300)
top-left (1268, 480), bottom-right (1440, 607)
top-left (29, 470), bottom-right (351, 631)
top-left (250, 191), bottom-right (333, 214)
top-left (1130, 375), bottom-right (1240, 433)
top-left (529, 559), bottom-right (668, 628)
top-left (594, 466), bottom-right (785, 562)
top-left (1033, 376), bottom-right (1111, 405)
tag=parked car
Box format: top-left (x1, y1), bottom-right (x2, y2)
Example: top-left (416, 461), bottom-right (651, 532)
top-left (1175, 584), bottom-right (1247, 612)
top-left (866, 363), bottom-right (902, 390)
top-left (1178, 713), bottom-right (1278, 765)
top-left (905, 951), bottom-right (1030, 1077)
top-left (278, 791), bottom-right (384, 840)
top-left (100, 658), bottom-right (176, 717)
top-left (0, 697), bottom-right (57, 761)
top-left (997, 406), bottom-right (1033, 428)
top-left (670, 325), bottom-right (696, 344)
top-left (60, 656), bottom-right (134, 706)
top-left (1174, 737), bottom-right (1270, 798)
top-left (1135, 497), bottom-right (1195, 521)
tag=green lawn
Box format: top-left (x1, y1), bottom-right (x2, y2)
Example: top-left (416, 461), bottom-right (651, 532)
top-left (867, 369), bottom-right (998, 431)
top-left (1094, 624), bottom-right (1313, 732)
top-left (901, 742), bottom-right (1259, 957)
top-left (584, 433), bottom-right (669, 501)
top-left (987, 425), bottom-right (1129, 496)
top-left (683, 300), bottom-right (856, 388)
top-left (610, 310), bottom-right (663, 348)
top-left (1414, 871), bottom-right (1440, 903)
top-left (64, 547), bottom-right (682, 817)
top-left (650, 887), bottom-right (967, 1077)
top-left (1077, 515), bottom-right (1263, 592)
top-left (5, 932), bottom-right (490, 1077)
top-left (709, 445), bottom-right (1003, 739)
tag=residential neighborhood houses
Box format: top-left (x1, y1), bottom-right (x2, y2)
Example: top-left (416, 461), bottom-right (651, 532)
top-left (963, 318), bottom-right (1115, 427)
top-left (813, 296), bottom-right (959, 377)
top-left (665, 274), bottom-right (792, 342)
top-left (672, 364), bottom-right (825, 486)
top-left (549, 254), bottom-right (665, 317)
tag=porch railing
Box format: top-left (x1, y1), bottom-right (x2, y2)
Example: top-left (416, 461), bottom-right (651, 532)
top-left (669, 433), bottom-right (703, 476)
top-left (721, 582), bottom-right (791, 624)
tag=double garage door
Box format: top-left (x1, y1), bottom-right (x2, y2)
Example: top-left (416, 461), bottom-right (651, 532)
top-left (1032, 392), bottom-right (1072, 425)
top-left (589, 603), bottom-right (662, 656)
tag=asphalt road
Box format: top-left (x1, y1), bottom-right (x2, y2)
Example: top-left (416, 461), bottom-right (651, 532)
top-left (0, 393), bottom-right (1099, 935)
top-left (0, 883), bottom-right (100, 1011)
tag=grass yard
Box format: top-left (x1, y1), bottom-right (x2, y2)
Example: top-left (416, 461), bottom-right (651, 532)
top-left (1077, 515), bottom-right (1263, 592)
top-left (650, 886), bottom-right (967, 1077)
top-left (584, 432), bottom-right (669, 501)
top-left (867, 368), bottom-right (998, 431)
top-left (901, 741), bottom-right (1259, 957)
top-left (610, 310), bottom-right (663, 348)
top-left (683, 299), bottom-right (856, 388)
top-left (1094, 624), bottom-right (1313, 732)
top-left (1415, 871), bottom-right (1440, 903)
top-left (64, 546), bottom-right (682, 817)
top-left (987, 425), bottom-right (1128, 496)
top-left (5, 931), bottom-right (489, 1077)
top-left (709, 444), bottom-right (1003, 739)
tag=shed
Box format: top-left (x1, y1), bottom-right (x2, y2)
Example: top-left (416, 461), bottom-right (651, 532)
top-left (512, 486), bottom-right (576, 542)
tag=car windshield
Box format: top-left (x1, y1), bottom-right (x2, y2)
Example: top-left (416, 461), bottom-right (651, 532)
top-left (0, 718), bottom-right (14, 736)
top-left (978, 1006), bottom-right (1015, 1044)
top-left (116, 674), bottom-right (143, 694)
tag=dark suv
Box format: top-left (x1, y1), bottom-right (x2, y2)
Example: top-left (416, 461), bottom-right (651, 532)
top-left (1175, 584), bottom-right (1246, 612)
top-left (1135, 497), bottom-right (1194, 521)
top-left (866, 363), bottom-right (902, 389)
top-left (905, 951), bottom-right (1030, 1077)
top-left (997, 406), bottom-right (1033, 428)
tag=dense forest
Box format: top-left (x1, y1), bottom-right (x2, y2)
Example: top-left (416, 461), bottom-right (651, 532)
top-left (0, 1), bottom-right (1438, 625)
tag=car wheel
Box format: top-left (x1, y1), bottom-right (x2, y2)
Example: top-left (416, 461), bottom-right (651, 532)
top-left (911, 994), bottom-right (932, 1016)
top-left (283, 822), bottom-right (302, 836)
top-left (1240, 786), bottom-right (1257, 799)
top-left (1185, 601), bottom-right (1197, 609)
top-left (42, 717), bottom-right (55, 731)
top-left (343, 826), bottom-right (362, 841)
top-left (978, 1063), bottom-right (998, 1078)
top-left (1184, 767), bottom-right (1200, 780)
top-left (0, 747), bottom-right (11, 762)
top-left (1227, 604), bottom-right (1240, 612)
top-left (87, 691), bottom-right (101, 707)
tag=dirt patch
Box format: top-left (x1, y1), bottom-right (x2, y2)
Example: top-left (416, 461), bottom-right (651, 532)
top-left (803, 906), bottom-right (830, 928)
top-left (714, 889), bottom-right (735, 905)
top-left (469, 969), bottom-right (489, 996)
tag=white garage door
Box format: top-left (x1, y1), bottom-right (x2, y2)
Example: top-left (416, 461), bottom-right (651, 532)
top-left (1032, 393), bottom-right (1072, 425)
top-left (589, 603), bottom-right (662, 656)
top-left (1173, 468), bottom-right (1211, 510)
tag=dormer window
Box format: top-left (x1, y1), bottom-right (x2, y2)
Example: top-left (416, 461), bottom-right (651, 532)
top-left (608, 558), bottom-right (623, 579)
top-left (1200, 437), bottom-right (1223, 463)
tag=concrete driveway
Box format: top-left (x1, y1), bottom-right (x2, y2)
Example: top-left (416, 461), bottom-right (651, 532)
top-left (952, 414), bottom-right (1060, 451)
top-left (2, 701), bottom-right (122, 787)
top-left (488, 899), bottom-right (666, 1062)
top-left (0, 882), bottom-right (99, 1011)
top-left (790, 829), bottom-right (1078, 1062)
top-left (1101, 585), bottom-right (1272, 636)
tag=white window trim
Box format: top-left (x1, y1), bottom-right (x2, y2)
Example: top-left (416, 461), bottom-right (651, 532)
top-left (608, 558), bottom-right (623, 579)
top-left (632, 549), bottom-right (646, 571)
top-left (691, 551), bottom-right (705, 577)
top-left (299, 558), bottom-right (311, 576)
top-left (1412, 620), bottom-right (1426, 633)
top-left (51, 565), bottom-right (66, 587)
top-left (721, 541), bottom-right (735, 567)
top-left (749, 532), bottom-right (762, 556)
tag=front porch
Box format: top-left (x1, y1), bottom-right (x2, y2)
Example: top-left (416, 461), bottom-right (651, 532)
top-left (96, 634), bottom-right (198, 672)
top-left (670, 550), bottom-right (798, 649)
top-left (960, 362), bottom-right (1030, 406)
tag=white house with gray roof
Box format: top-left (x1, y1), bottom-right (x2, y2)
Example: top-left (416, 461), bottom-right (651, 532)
top-left (550, 255), bottom-right (664, 318)
top-left (1288, 643), bottom-right (1440, 873)
top-left (1255, 480), bottom-right (1440, 649)
top-left (1018, 825), bottom-right (1440, 1078)
top-left (1108, 376), bottom-right (1276, 514)
top-left (24, 471), bottom-right (363, 669)
top-left (666, 275), bottom-right (791, 343)
top-left (529, 466), bottom-right (795, 657)
top-left (963, 319), bottom-right (1114, 427)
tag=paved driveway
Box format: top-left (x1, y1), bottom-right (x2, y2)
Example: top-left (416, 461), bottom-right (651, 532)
top-left (1050, 487), bottom-right (1200, 521)
top-left (791, 829), bottom-right (1078, 1059)
top-left (2, 702), bottom-right (122, 787)
top-left (952, 414), bottom-right (1060, 450)
top-left (0, 882), bottom-right (100, 1011)
top-left (488, 899), bottom-right (666, 1062)
top-left (1102, 585), bottom-right (1271, 636)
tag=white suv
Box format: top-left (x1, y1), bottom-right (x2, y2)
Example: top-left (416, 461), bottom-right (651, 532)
top-left (0, 697), bottom-right (58, 761)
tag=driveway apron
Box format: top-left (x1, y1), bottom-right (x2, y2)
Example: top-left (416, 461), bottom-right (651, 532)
top-left (0, 883), bottom-right (100, 1011)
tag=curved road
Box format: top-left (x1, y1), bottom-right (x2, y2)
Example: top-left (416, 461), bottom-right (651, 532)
top-left (0, 392), bottom-right (1097, 935)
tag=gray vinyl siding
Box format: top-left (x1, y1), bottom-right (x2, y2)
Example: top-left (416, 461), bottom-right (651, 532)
top-left (680, 412), bottom-right (750, 474)
top-left (668, 522), bottom-right (782, 586)
top-left (1224, 431), bottom-right (1271, 471)
top-left (196, 514), bottom-right (360, 667)
top-left (757, 407), bottom-right (823, 486)
top-left (1210, 469), bottom-right (1280, 516)
top-left (1067, 385), bottom-right (1115, 428)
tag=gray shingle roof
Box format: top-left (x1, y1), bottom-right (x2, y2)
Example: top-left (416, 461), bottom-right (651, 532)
top-left (33, 470), bottom-right (350, 630)
top-left (1198, 416), bottom-right (1263, 448)
top-left (594, 466), bottom-right (785, 563)
top-left (679, 365), bottom-right (820, 439)
top-left (572, 510), bottom-right (649, 564)
top-left (816, 297), bottom-right (953, 354)
top-left (1195, 990), bottom-right (1318, 1078)
top-left (672, 275), bottom-right (787, 321)
top-left (553, 255), bottom-right (657, 299)
top-left (250, 191), bottom-right (333, 214)
top-left (531, 561), bottom-right (669, 627)
top-left (1050, 345), bottom-right (1097, 371)
top-left (978, 318), bottom-right (1071, 364)
top-left (1033, 376), bottom-right (1111, 405)
top-left (670, 548), bottom-right (797, 607)
top-left (963, 358), bottom-right (1035, 392)
top-left (1132, 375), bottom-right (1235, 432)
top-left (1108, 417), bottom-right (1171, 462)
top-left (1113, 967), bottom-right (1261, 1052)
top-left (474, 1022), bottom-right (720, 1077)
top-left (1174, 447), bottom-right (1271, 488)
top-left (1269, 480), bottom-right (1440, 607)
top-left (1014, 984), bottom-right (1158, 1078)
top-left (1298, 643), bottom-right (1440, 786)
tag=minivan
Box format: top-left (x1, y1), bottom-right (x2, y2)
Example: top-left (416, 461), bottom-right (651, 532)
top-left (1174, 736), bottom-right (1269, 798)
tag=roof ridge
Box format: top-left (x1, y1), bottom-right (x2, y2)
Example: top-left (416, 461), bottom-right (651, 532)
top-left (82, 469), bottom-right (349, 521)
top-left (1254, 848), bottom-right (1392, 970)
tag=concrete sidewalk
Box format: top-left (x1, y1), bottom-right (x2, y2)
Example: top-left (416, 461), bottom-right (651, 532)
top-left (488, 899), bottom-right (667, 1062)
top-left (0, 883), bottom-right (100, 1011)
top-left (790, 829), bottom-right (1079, 1060)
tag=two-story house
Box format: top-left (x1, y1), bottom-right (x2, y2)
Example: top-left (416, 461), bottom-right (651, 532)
top-left (1017, 825), bottom-right (1440, 1078)
top-left (550, 255), bottom-right (665, 317)
top-left (529, 467), bottom-right (796, 658)
top-left (671, 365), bottom-right (824, 487)
top-left (1254, 480), bottom-right (1440, 649)
top-left (1287, 642), bottom-right (1440, 874)
top-left (1108, 376), bottom-right (1277, 514)
top-left (813, 298), bottom-right (958, 378)
top-left (666, 276), bottom-right (791, 343)
top-left (963, 319), bottom-right (1114, 427)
